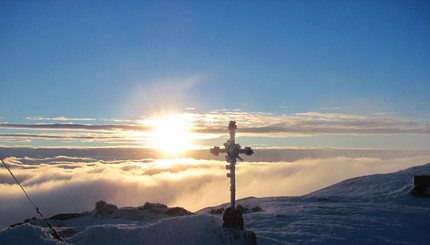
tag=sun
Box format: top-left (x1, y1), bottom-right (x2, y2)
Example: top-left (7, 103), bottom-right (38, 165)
top-left (149, 117), bottom-right (191, 155)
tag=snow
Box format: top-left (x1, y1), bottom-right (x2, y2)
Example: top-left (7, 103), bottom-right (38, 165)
top-left (68, 215), bottom-right (226, 245)
top-left (0, 224), bottom-right (60, 245)
top-left (1, 162), bottom-right (430, 245)
top-left (203, 162), bottom-right (430, 244)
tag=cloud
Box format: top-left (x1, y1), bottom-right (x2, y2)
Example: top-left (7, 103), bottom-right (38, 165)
top-left (2, 111), bottom-right (429, 137)
top-left (0, 123), bottom-right (150, 147)
top-left (1, 111), bottom-right (429, 148)
top-left (318, 107), bottom-right (346, 110)
top-left (0, 123), bottom-right (148, 132)
top-left (26, 116), bottom-right (96, 121)
top-left (0, 148), bottom-right (429, 226)
top-left (191, 111), bottom-right (430, 136)
top-left (0, 133), bottom-right (122, 140)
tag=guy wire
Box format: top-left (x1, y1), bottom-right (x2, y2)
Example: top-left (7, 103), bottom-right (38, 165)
top-left (1, 158), bottom-right (67, 244)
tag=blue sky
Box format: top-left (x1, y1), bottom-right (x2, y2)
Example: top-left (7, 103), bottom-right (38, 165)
top-left (1, 0), bottom-right (430, 149)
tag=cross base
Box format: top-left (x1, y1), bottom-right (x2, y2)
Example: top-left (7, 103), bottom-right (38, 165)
top-left (222, 207), bottom-right (244, 230)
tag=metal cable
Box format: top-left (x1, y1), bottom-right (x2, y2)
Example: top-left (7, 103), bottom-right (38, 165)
top-left (1, 158), bottom-right (67, 244)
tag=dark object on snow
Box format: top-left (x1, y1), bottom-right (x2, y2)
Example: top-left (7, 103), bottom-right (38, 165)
top-left (212, 205), bottom-right (262, 215)
top-left (95, 200), bottom-right (118, 216)
top-left (165, 207), bottom-right (193, 217)
top-left (251, 206), bottom-right (262, 212)
top-left (139, 202), bottom-right (168, 211)
top-left (223, 207), bottom-right (244, 230)
top-left (210, 207), bottom-right (225, 215)
top-left (411, 175), bottom-right (430, 197)
top-left (236, 205), bottom-right (263, 214)
top-left (50, 212), bottom-right (89, 220)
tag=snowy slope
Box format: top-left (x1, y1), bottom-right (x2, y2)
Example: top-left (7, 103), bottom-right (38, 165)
top-left (0, 201), bottom-right (256, 245)
top-left (201, 162), bottom-right (430, 244)
top-left (1, 162), bottom-right (429, 245)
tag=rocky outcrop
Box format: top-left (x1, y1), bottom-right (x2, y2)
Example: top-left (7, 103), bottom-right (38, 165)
top-left (92, 201), bottom-right (193, 220)
top-left (95, 200), bottom-right (118, 216)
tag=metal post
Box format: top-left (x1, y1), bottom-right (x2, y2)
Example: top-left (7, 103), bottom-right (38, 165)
top-left (228, 121), bottom-right (237, 209)
top-left (230, 157), bottom-right (236, 209)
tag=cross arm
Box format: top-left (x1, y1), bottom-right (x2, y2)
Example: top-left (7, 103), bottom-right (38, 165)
top-left (210, 146), bottom-right (227, 156)
top-left (239, 146), bottom-right (254, 156)
top-left (210, 146), bottom-right (253, 156)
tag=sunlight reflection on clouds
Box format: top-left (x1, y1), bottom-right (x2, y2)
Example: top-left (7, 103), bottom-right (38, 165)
top-left (1, 111), bottom-right (429, 149)
top-left (1, 149), bottom-right (429, 225)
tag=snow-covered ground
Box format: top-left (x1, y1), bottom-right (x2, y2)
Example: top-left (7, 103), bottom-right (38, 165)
top-left (1, 162), bottom-right (429, 245)
top-left (220, 162), bottom-right (430, 244)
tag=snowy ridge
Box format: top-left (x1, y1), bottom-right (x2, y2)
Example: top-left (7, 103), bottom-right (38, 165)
top-left (1, 162), bottom-right (430, 244)
top-left (201, 162), bottom-right (430, 244)
top-left (309, 163), bottom-right (430, 204)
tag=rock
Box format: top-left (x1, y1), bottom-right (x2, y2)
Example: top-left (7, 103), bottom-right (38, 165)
top-left (210, 207), bottom-right (225, 215)
top-left (49, 213), bottom-right (88, 220)
top-left (95, 201), bottom-right (118, 216)
top-left (139, 202), bottom-right (168, 212)
top-left (165, 207), bottom-right (193, 217)
top-left (411, 175), bottom-right (430, 197)
top-left (223, 207), bottom-right (244, 230)
top-left (411, 185), bottom-right (429, 197)
top-left (251, 206), bottom-right (262, 212)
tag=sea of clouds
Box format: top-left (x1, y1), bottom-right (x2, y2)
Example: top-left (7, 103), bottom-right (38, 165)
top-left (1, 147), bottom-right (429, 226)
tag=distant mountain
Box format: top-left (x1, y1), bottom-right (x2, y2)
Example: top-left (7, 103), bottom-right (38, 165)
top-left (1, 162), bottom-right (429, 245)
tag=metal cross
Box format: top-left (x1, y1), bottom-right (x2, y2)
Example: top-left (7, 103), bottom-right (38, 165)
top-left (210, 121), bottom-right (254, 209)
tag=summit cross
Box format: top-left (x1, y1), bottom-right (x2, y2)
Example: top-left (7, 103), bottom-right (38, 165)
top-left (210, 121), bottom-right (254, 209)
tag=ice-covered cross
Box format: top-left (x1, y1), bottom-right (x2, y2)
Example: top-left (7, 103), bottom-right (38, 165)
top-left (210, 121), bottom-right (254, 209)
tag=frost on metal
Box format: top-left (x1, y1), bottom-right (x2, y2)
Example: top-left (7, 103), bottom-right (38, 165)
top-left (210, 121), bottom-right (254, 229)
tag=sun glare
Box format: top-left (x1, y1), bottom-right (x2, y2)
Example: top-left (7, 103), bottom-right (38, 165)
top-left (149, 117), bottom-right (191, 155)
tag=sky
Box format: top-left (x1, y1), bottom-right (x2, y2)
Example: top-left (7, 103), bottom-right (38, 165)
top-left (1, 1), bottom-right (430, 225)
top-left (1, 0), bottom-right (430, 151)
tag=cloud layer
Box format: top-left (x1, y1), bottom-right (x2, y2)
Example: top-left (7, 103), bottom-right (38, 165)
top-left (1, 148), bottom-right (429, 226)
top-left (0, 111), bottom-right (430, 150)
top-left (1, 111), bottom-right (429, 149)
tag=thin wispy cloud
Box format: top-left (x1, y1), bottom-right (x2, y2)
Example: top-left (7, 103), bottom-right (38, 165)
top-left (318, 107), bottom-right (345, 110)
top-left (26, 116), bottom-right (96, 121)
top-left (192, 111), bottom-right (430, 136)
top-left (0, 123), bottom-right (149, 132)
top-left (1, 111), bottom-right (429, 148)
top-left (0, 133), bottom-right (122, 140)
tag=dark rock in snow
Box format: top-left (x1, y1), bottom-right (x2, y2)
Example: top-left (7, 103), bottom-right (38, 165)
top-left (251, 206), bottom-right (262, 212)
top-left (95, 200), bottom-right (118, 216)
top-left (411, 175), bottom-right (430, 197)
top-left (49, 212), bottom-right (89, 220)
top-left (210, 207), bottom-right (225, 215)
top-left (139, 202), bottom-right (168, 211)
top-left (223, 207), bottom-right (244, 230)
top-left (165, 207), bottom-right (193, 216)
